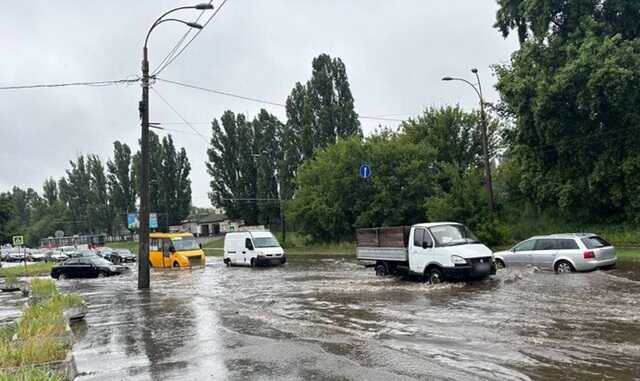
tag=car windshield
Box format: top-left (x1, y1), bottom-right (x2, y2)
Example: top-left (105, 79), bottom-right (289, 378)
top-left (171, 237), bottom-right (200, 251)
top-left (254, 236), bottom-right (280, 248)
top-left (428, 224), bottom-right (480, 247)
top-left (116, 249), bottom-right (133, 255)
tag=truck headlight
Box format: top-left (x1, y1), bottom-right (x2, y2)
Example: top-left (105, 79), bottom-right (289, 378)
top-left (451, 255), bottom-right (467, 265)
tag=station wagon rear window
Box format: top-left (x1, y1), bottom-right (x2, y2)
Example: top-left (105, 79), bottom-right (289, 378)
top-left (581, 236), bottom-right (611, 249)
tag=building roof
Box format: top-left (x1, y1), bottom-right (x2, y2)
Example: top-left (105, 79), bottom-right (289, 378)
top-left (180, 213), bottom-right (228, 225)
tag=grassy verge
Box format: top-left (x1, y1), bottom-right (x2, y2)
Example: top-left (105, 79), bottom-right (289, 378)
top-left (0, 280), bottom-right (81, 379)
top-left (616, 248), bottom-right (640, 260)
top-left (0, 263), bottom-right (53, 278)
top-left (107, 241), bottom-right (138, 253)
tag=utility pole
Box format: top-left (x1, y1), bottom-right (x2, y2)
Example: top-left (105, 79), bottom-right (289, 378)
top-left (442, 69), bottom-right (495, 212)
top-left (138, 4), bottom-right (213, 290)
top-left (137, 45), bottom-right (150, 289)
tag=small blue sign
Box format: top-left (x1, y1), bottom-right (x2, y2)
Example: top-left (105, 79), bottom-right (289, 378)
top-left (149, 213), bottom-right (158, 229)
top-left (359, 164), bottom-right (371, 179)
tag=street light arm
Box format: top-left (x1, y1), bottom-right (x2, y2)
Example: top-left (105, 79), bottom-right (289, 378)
top-left (144, 5), bottom-right (200, 48)
top-left (443, 77), bottom-right (482, 101)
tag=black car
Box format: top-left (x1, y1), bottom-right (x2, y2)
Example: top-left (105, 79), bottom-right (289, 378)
top-left (51, 257), bottom-right (127, 279)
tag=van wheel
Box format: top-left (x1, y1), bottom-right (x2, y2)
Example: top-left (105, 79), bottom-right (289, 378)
top-left (426, 268), bottom-right (444, 284)
top-left (495, 259), bottom-right (505, 269)
top-left (555, 261), bottom-right (574, 273)
top-left (173, 261), bottom-right (180, 268)
top-left (375, 263), bottom-right (389, 276)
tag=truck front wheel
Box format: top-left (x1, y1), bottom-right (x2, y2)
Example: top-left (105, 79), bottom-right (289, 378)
top-left (375, 262), bottom-right (389, 276)
top-left (426, 267), bottom-right (444, 284)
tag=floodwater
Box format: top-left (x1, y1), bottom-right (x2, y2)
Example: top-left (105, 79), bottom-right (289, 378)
top-left (53, 256), bottom-right (640, 381)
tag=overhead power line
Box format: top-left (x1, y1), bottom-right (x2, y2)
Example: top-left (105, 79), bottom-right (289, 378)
top-left (0, 77), bottom-right (140, 91)
top-left (150, 87), bottom-right (209, 143)
top-left (153, 0), bottom-right (230, 76)
top-left (152, 0), bottom-right (214, 74)
top-left (155, 77), bottom-right (405, 122)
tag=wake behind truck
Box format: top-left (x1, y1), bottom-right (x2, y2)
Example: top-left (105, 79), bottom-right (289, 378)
top-left (356, 222), bottom-right (496, 283)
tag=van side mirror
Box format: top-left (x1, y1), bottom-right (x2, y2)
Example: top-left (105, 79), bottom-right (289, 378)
top-left (245, 241), bottom-right (254, 251)
top-left (199, 243), bottom-right (203, 249)
top-left (422, 241), bottom-right (432, 249)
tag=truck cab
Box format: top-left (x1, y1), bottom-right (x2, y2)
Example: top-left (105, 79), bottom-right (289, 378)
top-left (223, 231), bottom-right (286, 267)
top-left (356, 222), bottom-right (495, 283)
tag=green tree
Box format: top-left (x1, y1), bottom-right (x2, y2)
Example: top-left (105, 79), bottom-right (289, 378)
top-left (253, 110), bottom-right (283, 225)
top-left (107, 141), bottom-right (136, 231)
top-left (42, 178), bottom-right (58, 207)
top-left (495, 2), bottom-right (640, 222)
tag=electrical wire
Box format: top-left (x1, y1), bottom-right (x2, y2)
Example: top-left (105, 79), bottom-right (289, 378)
top-left (151, 0), bottom-right (214, 75)
top-left (150, 87), bottom-right (209, 143)
top-left (0, 78), bottom-right (140, 91)
top-left (155, 77), bottom-right (405, 122)
top-left (153, 0), bottom-right (230, 76)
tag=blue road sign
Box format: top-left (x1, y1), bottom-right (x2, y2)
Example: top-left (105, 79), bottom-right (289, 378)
top-left (149, 213), bottom-right (158, 229)
top-left (359, 164), bottom-right (371, 179)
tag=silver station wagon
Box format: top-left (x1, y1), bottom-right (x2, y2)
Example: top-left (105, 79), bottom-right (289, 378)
top-left (493, 233), bottom-right (617, 273)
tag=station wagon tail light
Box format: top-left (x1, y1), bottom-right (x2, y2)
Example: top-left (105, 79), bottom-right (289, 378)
top-left (583, 250), bottom-right (595, 259)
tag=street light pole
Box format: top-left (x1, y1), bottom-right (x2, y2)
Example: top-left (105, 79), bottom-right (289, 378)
top-left (138, 3), bottom-right (213, 290)
top-left (442, 69), bottom-right (495, 212)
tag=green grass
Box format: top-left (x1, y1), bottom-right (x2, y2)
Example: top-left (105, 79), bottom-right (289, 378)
top-left (0, 280), bottom-right (81, 370)
top-left (0, 368), bottom-right (64, 381)
top-left (107, 240), bottom-right (138, 253)
top-left (0, 263), bottom-right (53, 278)
top-left (616, 248), bottom-right (640, 260)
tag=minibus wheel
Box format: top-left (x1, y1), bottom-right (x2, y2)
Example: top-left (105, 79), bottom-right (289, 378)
top-left (173, 261), bottom-right (180, 268)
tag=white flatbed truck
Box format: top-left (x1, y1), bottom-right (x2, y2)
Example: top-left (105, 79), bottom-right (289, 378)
top-left (356, 222), bottom-right (496, 283)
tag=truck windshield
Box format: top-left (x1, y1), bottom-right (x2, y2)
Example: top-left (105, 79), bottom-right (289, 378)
top-left (171, 237), bottom-right (200, 251)
top-left (254, 236), bottom-right (280, 248)
top-left (428, 224), bottom-right (480, 247)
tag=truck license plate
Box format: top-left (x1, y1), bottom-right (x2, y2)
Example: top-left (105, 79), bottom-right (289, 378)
top-left (475, 262), bottom-right (490, 273)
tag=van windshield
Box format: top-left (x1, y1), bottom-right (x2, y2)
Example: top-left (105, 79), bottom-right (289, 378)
top-left (254, 236), bottom-right (280, 248)
top-left (428, 224), bottom-right (480, 247)
top-left (171, 237), bottom-right (200, 251)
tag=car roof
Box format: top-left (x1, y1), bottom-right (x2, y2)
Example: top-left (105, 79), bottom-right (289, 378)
top-left (527, 233), bottom-right (597, 240)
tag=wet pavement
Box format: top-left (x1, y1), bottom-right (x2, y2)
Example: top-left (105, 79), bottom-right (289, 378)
top-left (50, 256), bottom-right (640, 381)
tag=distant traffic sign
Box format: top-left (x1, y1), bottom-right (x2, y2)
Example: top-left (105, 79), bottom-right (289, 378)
top-left (54, 230), bottom-right (64, 238)
top-left (359, 164), bottom-right (371, 179)
top-left (12, 236), bottom-right (24, 246)
top-left (149, 213), bottom-right (158, 229)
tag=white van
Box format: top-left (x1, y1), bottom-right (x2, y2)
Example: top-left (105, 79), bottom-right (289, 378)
top-left (223, 231), bottom-right (286, 267)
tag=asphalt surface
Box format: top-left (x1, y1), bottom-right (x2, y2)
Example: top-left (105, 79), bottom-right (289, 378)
top-left (7, 255), bottom-right (640, 380)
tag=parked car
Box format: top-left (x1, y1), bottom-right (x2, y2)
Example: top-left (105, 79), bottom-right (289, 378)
top-left (224, 231), bottom-right (286, 267)
top-left (493, 233), bottom-right (617, 273)
top-left (51, 256), bottom-right (128, 279)
top-left (356, 222), bottom-right (496, 283)
top-left (113, 249), bottom-right (136, 263)
top-left (69, 250), bottom-right (98, 259)
top-left (7, 249), bottom-right (27, 262)
top-left (47, 250), bottom-right (69, 262)
top-left (29, 249), bottom-right (48, 262)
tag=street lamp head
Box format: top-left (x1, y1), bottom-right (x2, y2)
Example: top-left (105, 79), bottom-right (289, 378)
top-left (186, 22), bottom-right (204, 29)
top-left (195, 3), bottom-right (215, 10)
top-left (471, 68), bottom-right (478, 74)
top-left (442, 77), bottom-right (453, 81)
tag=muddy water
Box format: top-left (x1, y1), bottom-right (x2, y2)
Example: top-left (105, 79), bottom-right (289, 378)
top-left (57, 256), bottom-right (640, 380)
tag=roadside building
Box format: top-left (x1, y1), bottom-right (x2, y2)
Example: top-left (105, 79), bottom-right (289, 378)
top-left (169, 212), bottom-right (244, 236)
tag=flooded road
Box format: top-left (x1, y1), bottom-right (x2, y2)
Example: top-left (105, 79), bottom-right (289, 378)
top-left (57, 256), bottom-right (640, 380)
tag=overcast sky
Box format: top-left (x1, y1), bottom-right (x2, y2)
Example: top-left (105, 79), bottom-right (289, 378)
top-left (0, 0), bottom-right (517, 208)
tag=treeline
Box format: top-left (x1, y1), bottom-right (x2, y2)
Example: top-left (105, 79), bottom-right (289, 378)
top-left (208, 1), bottom-right (640, 245)
top-left (0, 132), bottom-right (191, 246)
top-left (207, 54), bottom-right (361, 226)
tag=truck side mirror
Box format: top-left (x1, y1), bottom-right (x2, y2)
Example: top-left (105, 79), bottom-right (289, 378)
top-left (422, 241), bottom-right (432, 249)
top-left (169, 246), bottom-right (176, 253)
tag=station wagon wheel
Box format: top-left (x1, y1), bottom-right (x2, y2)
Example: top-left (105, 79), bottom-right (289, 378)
top-left (426, 268), bottom-right (443, 284)
top-left (495, 259), bottom-right (505, 269)
top-left (555, 261), bottom-right (574, 274)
